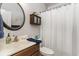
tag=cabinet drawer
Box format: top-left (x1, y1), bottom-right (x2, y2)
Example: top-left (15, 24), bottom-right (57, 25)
top-left (12, 44), bottom-right (39, 56)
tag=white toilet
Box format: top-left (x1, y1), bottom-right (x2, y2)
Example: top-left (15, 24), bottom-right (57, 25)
top-left (40, 47), bottom-right (55, 56)
top-left (38, 38), bottom-right (55, 56)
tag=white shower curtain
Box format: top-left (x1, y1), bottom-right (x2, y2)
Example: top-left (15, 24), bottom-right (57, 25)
top-left (40, 11), bottom-right (51, 48)
top-left (40, 4), bottom-right (78, 56)
top-left (75, 3), bottom-right (79, 56)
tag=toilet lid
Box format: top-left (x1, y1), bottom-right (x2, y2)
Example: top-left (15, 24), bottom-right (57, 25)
top-left (40, 47), bottom-right (54, 54)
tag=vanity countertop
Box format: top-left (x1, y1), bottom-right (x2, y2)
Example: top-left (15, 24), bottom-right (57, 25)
top-left (0, 40), bottom-right (36, 56)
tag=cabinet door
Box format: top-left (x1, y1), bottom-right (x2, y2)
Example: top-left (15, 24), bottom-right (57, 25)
top-left (12, 44), bottom-right (39, 56)
top-left (32, 51), bottom-right (40, 56)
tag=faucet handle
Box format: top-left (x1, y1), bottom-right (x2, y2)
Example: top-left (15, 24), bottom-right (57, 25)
top-left (13, 36), bottom-right (19, 42)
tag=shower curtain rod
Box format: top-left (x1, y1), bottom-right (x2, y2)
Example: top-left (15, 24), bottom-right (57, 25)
top-left (39, 3), bottom-right (71, 13)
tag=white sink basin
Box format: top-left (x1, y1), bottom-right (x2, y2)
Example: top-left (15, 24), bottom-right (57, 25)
top-left (4, 35), bottom-right (29, 48)
top-left (4, 40), bottom-right (30, 49)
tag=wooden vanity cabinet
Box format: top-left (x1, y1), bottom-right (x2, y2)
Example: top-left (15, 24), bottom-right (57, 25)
top-left (11, 44), bottom-right (40, 56)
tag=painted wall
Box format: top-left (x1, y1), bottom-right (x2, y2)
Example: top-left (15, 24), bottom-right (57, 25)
top-left (46, 3), bottom-right (66, 9)
top-left (0, 3), bottom-right (46, 42)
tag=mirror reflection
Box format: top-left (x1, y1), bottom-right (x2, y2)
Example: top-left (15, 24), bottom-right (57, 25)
top-left (0, 3), bottom-right (25, 30)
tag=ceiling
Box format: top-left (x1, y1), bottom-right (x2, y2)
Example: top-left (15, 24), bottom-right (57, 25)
top-left (44, 3), bottom-right (58, 8)
top-left (44, 3), bottom-right (63, 9)
top-left (45, 3), bottom-right (57, 7)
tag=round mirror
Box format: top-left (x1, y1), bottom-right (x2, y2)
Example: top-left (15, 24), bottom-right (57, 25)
top-left (0, 3), bottom-right (25, 31)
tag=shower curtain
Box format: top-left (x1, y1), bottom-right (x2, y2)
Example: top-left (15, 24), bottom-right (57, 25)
top-left (40, 4), bottom-right (79, 56)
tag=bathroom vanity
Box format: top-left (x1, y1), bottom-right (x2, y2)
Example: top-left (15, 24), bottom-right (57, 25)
top-left (0, 40), bottom-right (40, 56)
top-left (11, 44), bottom-right (40, 56)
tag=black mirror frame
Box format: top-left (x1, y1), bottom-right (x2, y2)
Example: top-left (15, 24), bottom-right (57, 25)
top-left (2, 3), bottom-right (25, 31)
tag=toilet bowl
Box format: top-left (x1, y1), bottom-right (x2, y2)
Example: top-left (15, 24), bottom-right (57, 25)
top-left (38, 38), bottom-right (54, 56)
top-left (40, 47), bottom-right (54, 56)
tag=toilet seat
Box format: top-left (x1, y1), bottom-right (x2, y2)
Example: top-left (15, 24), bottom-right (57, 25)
top-left (40, 47), bottom-right (54, 56)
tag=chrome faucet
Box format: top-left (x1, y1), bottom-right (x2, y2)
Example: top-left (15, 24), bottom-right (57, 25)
top-left (13, 36), bottom-right (19, 42)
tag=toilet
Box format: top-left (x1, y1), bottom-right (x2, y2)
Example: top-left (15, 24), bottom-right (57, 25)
top-left (38, 38), bottom-right (55, 56)
top-left (40, 47), bottom-right (55, 56)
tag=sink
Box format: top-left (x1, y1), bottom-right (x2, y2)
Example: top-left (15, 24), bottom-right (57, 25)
top-left (3, 35), bottom-right (29, 49)
top-left (0, 35), bottom-right (36, 56)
